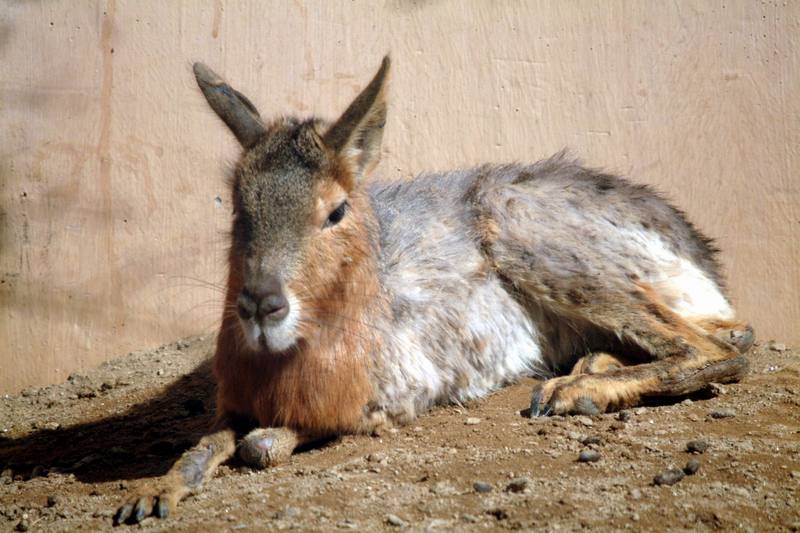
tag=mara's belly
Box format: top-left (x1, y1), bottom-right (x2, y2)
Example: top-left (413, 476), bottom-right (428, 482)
top-left (372, 277), bottom-right (543, 422)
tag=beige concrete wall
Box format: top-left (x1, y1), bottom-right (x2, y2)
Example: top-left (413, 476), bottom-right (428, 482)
top-left (1, 0), bottom-right (797, 394)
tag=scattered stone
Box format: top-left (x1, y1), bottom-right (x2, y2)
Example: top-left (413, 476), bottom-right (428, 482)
top-left (486, 508), bottom-right (509, 521)
top-left (574, 415), bottom-right (593, 427)
top-left (42, 422), bottom-right (60, 431)
top-left (654, 468), bottom-right (685, 486)
top-left (99, 381), bottom-right (115, 392)
top-left (473, 481), bottom-right (493, 493)
top-left (461, 514), bottom-right (479, 523)
top-left (465, 417), bottom-right (481, 425)
top-left (687, 440), bottom-right (709, 454)
top-left (687, 414), bottom-right (701, 422)
top-left (273, 506), bottom-right (301, 520)
top-left (581, 435), bottom-right (602, 445)
top-left (681, 398), bottom-right (693, 405)
top-left (633, 407), bottom-right (647, 415)
top-left (617, 411), bottom-right (631, 422)
top-left (15, 519), bottom-right (29, 532)
top-left (76, 387), bottom-right (96, 399)
top-left (684, 459), bottom-right (701, 475)
top-left (709, 383), bottom-right (727, 396)
top-left (505, 478), bottom-right (529, 493)
top-left (578, 449), bottom-right (601, 463)
top-left (768, 341), bottom-right (787, 352)
top-left (386, 514), bottom-right (406, 527)
top-left (156, 369), bottom-right (165, 376)
top-left (47, 495), bottom-right (59, 507)
top-left (366, 452), bottom-right (387, 464)
top-left (710, 408), bottom-right (736, 419)
top-left (629, 488), bottom-right (642, 500)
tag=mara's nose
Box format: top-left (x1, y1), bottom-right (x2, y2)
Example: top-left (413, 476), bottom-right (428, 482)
top-left (237, 276), bottom-right (289, 322)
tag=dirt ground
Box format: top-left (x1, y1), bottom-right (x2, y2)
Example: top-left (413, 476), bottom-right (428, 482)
top-left (1, 337), bottom-right (798, 532)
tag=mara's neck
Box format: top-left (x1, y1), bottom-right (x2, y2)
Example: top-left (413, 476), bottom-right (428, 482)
top-left (213, 190), bottom-right (386, 436)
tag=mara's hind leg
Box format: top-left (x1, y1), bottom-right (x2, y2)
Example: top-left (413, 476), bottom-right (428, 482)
top-left (529, 284), bottom-right (749, 416)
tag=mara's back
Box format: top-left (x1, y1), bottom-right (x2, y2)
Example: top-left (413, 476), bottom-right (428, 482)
top-left (366, 153), bottom-right (735, 420)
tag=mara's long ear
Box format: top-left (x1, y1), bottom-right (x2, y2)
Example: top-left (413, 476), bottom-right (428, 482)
top-left (323, 56), bottom-right (390, 177)
top-left (193, 62), bottom-right (267, 148)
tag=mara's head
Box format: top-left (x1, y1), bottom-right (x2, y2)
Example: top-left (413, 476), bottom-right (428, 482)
top-left (194, 57), bottom-right (389, 354)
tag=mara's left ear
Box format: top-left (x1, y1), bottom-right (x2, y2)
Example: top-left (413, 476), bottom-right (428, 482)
top-left (323, 56), bottom-right (390, 178)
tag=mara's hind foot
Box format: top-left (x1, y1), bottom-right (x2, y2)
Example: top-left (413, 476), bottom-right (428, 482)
top-left (696, 318), bottom-right (755, 354)
top-left (569, 352), bottom-right (629, 375)
top-left (529, 351), bottom-right (749, 416)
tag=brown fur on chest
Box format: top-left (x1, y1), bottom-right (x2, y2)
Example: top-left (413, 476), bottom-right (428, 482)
top-left (213, 330), bottom-right (372, 435)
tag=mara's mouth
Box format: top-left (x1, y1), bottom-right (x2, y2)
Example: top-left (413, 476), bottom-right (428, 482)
top-left (237, 293), bottom-right (302, 353)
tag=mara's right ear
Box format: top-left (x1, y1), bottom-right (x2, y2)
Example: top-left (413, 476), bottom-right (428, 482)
top-left (193, 62), bottom-right (266, 148)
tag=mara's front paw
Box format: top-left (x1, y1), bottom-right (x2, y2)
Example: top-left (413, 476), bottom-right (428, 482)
top-left (238, 427), bottom-right (300, 469)
top-left (529, 373), bottom-right (643, 417)
top-left (113, 486), bottom-right (176, 525)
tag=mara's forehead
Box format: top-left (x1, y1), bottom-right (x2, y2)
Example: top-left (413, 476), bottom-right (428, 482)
top-left (236, 119), bottom-right (327, 208)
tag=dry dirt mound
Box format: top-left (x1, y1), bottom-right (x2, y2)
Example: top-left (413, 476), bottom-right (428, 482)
top-left (1, 338), bottom-right (799, 532)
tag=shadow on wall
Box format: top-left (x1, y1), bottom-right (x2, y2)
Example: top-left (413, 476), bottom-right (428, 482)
top-left (0, 360), bottom-right (217, 483)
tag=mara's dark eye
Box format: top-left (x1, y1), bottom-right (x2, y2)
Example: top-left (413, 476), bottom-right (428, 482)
top-left (324, 201), bottom-right (348, 228)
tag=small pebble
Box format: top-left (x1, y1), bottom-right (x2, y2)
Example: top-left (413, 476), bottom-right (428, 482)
top-left (465, 417), bottom-right (481, 425)
top-left (684, 459), bottom-right (701, 475)
top-left (617, 411), bottom-right (631, 422)
top-left (654, 468), bottom-right (685, 486)
top-left (386, 514), bottom-right (406, 527)
top-left (709, 383), bottom-right (727, 396)
top-left (634, 407), bottom-right (647, 415)
top-left (710, 408), bottom-right (735, 419)
top-left (629, 488), bottom-right (642, 500)
top-left (581, 435), bottom-right (602, 445)
top-left (15, 519), bottom-right (29, 532)
top-left (686, 440), bottom-right (709, 454)
top-left (768, 341), bottom-right (787, 352)
top-left (505, 478), bottom-right (529, 493)
top-left (578, 449), bottom-right (601, 463)
top-left (574, 415), bottom-right (593, 427)
top-left (473, 481), bottom-right (493, 493)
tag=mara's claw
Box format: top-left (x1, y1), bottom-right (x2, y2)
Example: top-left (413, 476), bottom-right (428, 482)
top-left (529, 385), bottom-right (553, 417)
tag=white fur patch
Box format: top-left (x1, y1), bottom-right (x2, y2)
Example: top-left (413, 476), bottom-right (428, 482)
top-left (625, 229), bottom-right (734, 320)
top-left (239, 291), bottom-right (302, 353)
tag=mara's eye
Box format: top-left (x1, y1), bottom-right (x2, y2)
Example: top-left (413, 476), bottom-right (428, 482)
top-left (324, 201), bottom-right (348, 228)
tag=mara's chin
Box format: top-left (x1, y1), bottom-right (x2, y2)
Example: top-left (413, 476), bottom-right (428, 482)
top-left (238, 317), bottom-right (301, 354)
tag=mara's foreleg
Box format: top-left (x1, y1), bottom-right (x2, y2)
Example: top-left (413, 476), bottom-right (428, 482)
top-left (114, 417), bottom-right (311, 525)
top-left (114, 415), bottom-right (237, 525)
top-left (529, 284), bottom-right (749, 416)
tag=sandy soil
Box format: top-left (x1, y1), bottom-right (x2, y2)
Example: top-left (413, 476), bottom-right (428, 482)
top-left (1, 337), bottom-right (799, 532)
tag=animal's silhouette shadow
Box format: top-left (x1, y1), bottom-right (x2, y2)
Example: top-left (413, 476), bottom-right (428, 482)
top-left (0, 359), bottom-right (217, 483)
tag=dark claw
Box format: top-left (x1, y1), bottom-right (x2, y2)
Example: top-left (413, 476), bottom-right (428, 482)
top-left (155, 497), bottom-right (170, 519)
top-left (133, 497), bottom-right (150, 523)
top-left (529, 386), bottom-right (552, 417)
top-left (113, 503), bottom-right (133, 526)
